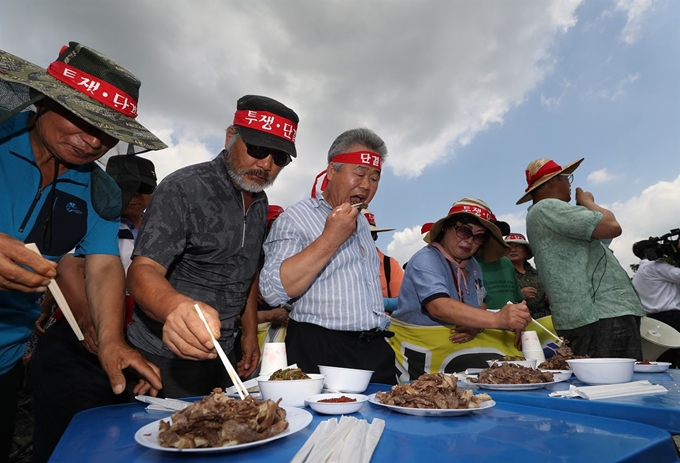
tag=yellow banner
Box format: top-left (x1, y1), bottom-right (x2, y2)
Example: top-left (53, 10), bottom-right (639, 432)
top-left (386, 316), bottom-right (559, 381)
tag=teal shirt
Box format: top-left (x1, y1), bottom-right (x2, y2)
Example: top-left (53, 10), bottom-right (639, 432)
top-left (526, 199), bottom-right (644, 330)
top-left (476, 256), bottom-right (524, 310)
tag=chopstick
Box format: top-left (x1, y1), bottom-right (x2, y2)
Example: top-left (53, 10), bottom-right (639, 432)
top-left (25, 243), bottom-right (84, 341)
top-left (506, 300), bottom-right (562, 345)
top-left (193, 304), bottom-right (248, 399)
top-left (531, 318), bottom-right (563, 345)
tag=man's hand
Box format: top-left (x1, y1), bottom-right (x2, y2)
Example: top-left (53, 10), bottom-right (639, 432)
top-left (520, 286), bottom-right (538, 300)
top-left (260, 307), bottom-right (289, 326)
top-left (237, 332), bottom-right (260, 378)
top-left (496, 301), bottom-right (532, 331)
top-left (322, 203), bottom-right (361, 247)
top-left (0, 234), bottom-right (57, 292)
top-left (98, 339), bottom-right (162, 396)
top-left (162, 301), bottom-right (221, 360)
top-left (449, 326), bottom-right (482, 344)
top-left (575, 187), bottom-right (595, 206)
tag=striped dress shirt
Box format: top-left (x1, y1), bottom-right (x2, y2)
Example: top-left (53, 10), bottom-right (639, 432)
top-left (260, 196), bottom-right (389, 331)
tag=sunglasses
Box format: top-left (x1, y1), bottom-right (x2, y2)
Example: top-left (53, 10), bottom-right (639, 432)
top-left (453, 224), bottom-right (488, 245)
top-left (138, 183), bottom-right (155, 194)
top-left (243, 141), bottom-right (291, 167)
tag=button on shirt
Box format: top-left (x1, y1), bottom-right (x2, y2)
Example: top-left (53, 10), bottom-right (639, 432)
top-left (260, 197), bottom-right (389, 331)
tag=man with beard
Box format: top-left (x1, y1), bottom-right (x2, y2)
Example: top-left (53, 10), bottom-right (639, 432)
top-left (126, 95), bottom-right (299, 397)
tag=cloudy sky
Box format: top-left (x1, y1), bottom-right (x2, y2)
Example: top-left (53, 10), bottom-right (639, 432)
top-left (2, 0), bottom-right (678, 275)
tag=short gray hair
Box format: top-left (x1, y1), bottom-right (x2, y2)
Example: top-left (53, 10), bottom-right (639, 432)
top-left (327, 128), bottom-right (387, 165)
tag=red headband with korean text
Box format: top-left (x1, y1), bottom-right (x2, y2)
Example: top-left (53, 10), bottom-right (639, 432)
top-left (447, 204), bottom-right (495, 221)
top-left (311, 151), bottom-right (382, 198)
top-left (233, 110), bottom-right (298, 143)
top-left (47, 61), bottom-right (138, 118)
top-left (525, 160), bottom-right (562, 192)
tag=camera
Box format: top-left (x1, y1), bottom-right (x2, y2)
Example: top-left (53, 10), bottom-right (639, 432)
top-left (641, 228), bottom-right (680, 266)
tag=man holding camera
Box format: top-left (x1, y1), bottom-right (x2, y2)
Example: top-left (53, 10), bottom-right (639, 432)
top-left (632, 237), bottom-right (680, 364)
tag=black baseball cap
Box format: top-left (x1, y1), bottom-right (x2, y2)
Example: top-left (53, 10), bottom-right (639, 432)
top-left (233, 95), bottom-right (299, 158)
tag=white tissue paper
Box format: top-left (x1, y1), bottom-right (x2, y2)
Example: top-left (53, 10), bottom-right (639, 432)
top-left (549, 380), bottom-right (667, 400)
top-left (291, 416), bottom-right (385, 463)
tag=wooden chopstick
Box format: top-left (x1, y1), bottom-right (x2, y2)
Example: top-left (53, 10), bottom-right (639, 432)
top-left (193, 304), bottom-right (248, 399)
top-left (25, 243), bottom-right (84, 341)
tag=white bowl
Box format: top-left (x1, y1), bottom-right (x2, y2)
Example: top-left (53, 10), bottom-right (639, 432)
top-left (318, 365), bottom-right (374, 393)
top-left (566, 358), bottom-right (636, 385)
top-left (305, 393), bottom-right (368, 415)
top-left (486, 359), bottom-right (537, 369)
top-left (540, 369), bottom-right (573, 382)
top-left (257, 373), bottom-right (325, 407)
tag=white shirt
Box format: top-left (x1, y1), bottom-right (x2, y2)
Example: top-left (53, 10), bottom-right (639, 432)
top-left (632, 259), bottom-right (680, 313)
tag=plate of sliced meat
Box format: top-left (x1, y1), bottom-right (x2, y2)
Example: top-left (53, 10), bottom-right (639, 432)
top-left (634, 361), bottom-right (671, 373)
top-left (134, 389), bottom-right (312, 453)
top-left (459, 379), bottom-right (560, 391)
top-left (368, 393), bottom-right (495, 416)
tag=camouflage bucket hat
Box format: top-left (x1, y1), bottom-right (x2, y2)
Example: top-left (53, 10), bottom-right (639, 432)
top-left (0, 42), bottom-right (166, 152)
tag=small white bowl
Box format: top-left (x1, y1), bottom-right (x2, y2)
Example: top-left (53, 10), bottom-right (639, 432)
top-left (486, 359), bottom-right (537, 369)
top-left (257, 373), bottom-right (325, 407)
top-left (540, 369), bottom-right (573, 382)
top-left (305, 393), bottom-right (368, 415)
top-left (567, 358), bottom-right (636, 385)
top-left (318, 365), bottom-right (374, 393)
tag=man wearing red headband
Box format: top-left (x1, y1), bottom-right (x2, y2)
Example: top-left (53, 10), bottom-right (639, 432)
top-left (0, 42), bottom-right (166, 462)
top-left (260, 128), bottom-right (397, 384)
top-left (519, 157), bottom-right (644, 358)
top-left (126, 95), bottom-right (299, 397)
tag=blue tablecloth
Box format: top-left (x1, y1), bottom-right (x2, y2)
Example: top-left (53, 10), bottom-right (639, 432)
top-left (49, 383), bottom-right (678, 462)
top-left (477, 370), bottom-right (680, 433)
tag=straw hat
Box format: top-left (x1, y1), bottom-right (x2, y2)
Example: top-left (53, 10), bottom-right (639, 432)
top-left (0, 42), bottom-right (166, 152)
top-left (362, 210), bottom-right (394, 233)
top-left (516, 157), bottom-right (584, 204)
top-left (505, 233), bottom-right (533, 259)
top-left (424, 198), bottom-right (510, 262)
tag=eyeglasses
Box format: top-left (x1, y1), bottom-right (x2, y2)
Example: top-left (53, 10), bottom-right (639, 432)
top-left (559, 173), bottom-right (573, 185)
top-left (453, 225), bottom-right (488, 245)
top-left (243, 141), bottom-right (291, 167)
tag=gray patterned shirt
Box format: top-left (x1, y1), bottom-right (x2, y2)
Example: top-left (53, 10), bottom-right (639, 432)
top-left (127, 152), bottom-right (267, 358)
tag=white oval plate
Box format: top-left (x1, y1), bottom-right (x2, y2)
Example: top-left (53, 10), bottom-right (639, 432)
top-left (634, 362), bottom-right (671, 373)
top-left (367, 393), bottom-right (495, 416)
top-left (459, 379), bottom-right (559, 391)
top-left (134, 405), bottom-right (312, 453)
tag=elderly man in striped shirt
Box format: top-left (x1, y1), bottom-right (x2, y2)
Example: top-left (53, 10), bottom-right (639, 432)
top-left (260, 128), bottom-right (396, 384)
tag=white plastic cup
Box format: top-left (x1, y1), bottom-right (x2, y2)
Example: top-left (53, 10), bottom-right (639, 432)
top-left (260, 342), bottom-right (288, 375)
top-left (521, 331), bottom-right (545, 363)
top-left (521, 331), bottom-right (542, 350)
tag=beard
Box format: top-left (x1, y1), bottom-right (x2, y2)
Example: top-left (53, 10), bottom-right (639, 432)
top-left (224, 150), bottom-right (276, 193)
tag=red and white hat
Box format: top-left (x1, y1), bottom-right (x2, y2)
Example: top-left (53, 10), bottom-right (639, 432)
top-left (362, 210), bottom-right (394, 233)
top-left (424, 197), bottom-right (510, 262)
top-left (505, 233), bottom-right (533, 259)
top-left (517, 157), bottom-right (584, 204)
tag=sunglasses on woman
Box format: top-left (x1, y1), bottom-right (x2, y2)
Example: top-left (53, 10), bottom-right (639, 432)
top-left (243, 141), bottom-right (291, 167)
top-left (453, 224), bottom-right (488, 245)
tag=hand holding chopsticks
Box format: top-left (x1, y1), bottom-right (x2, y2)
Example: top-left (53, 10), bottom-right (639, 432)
top-left (193, 304), bottom-right (248, 399)
top-left (24, 243), bottom-right (84, 341)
